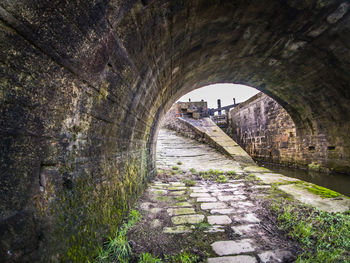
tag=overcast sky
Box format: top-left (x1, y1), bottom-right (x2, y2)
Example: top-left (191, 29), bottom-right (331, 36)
top-left (178, 83), bottom-right (260, 108)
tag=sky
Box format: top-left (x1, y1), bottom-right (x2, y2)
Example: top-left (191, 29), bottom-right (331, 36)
top-left (177, 83), bottom-right (260, 109)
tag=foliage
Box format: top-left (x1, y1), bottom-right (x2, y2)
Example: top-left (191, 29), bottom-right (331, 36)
top-left (215, 175), bottom-right (228, 183)
top-left (172, 166), bottom-right (179, 170)
top-left (177, 161), bottom-right (183, 165)
top-left (189, 168), bottom-right (196, 173)
top-left (164, 251), bottom-right (200, 263)
top-left (199, 171), bottom-right (211, 180)
top-left (271, 202), bottom-right (350, 262)
top-left (194, 222), bottom-right (211, 231)
top-left (226, 170), bottom-right (237, 177)
top-left (183, 179), bottom-right (196, 186)
top-left (139, 252), bottom-right (162, 263)
top-left (95, 210), bottom-right (141, 263)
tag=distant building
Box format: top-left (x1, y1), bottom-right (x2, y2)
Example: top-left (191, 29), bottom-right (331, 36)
top-left (168, 101), bottom-right (209, 119)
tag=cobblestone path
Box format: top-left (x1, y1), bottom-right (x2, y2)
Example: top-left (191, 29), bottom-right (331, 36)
top-left (128, 129), bottom-right (298, 262)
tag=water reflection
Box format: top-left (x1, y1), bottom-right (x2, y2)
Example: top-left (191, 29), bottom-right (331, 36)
top-left (259, 163), bottom-right (350, 197)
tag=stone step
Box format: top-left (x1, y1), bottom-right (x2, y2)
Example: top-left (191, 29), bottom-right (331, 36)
top-left (207, 255), bottom-right (257, 263)
top-left (211, 239), bottom-right (255, 256)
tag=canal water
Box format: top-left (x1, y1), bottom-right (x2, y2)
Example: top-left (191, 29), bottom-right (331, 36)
top-left (260, 163), bottom-right (350, 197)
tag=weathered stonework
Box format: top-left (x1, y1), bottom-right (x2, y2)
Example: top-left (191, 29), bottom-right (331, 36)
top-left (0, 0), bottom-right (349, 261)
top-left (228, 92), bottom-right (349, 173)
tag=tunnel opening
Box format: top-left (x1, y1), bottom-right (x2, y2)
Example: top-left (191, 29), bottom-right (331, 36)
top-left (155, 83), bottom-right (350, 195)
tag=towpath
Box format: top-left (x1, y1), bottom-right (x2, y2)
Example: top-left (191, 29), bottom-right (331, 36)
top-left (128, 129), bottom-right (299, 262)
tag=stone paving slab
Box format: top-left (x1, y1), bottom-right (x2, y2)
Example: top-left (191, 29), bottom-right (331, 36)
top-left (190, 192), bottom-right (212, 198)
top-left (204, 225), bottom-right (225, 233)
top-left (254, 173), bottom-right (301, 184)
top-left (170, 182), bottom-right (185, 186)
top-left (167, 208), bottom-right (196, 216)
top-left (231, 224), bottom-right (257, 236)
top-left (258, 250), bottom-right (294, 263)
top-left (172, 214), bottom-right (205, 224)
top-left (201, 202), bottom-right (228, 210)
top-left (207, 255), bottom-right (257, 263)
top-left (218, 195), bottom-right (247, 201)
top-left (279, 184), bottom-right (350, 213)
top-left (210, 209), bottom-right (236, 215)
top-left (230, 201), bottom-right (255, 208)
top-left (235, 213), bottom-right (260, 223)
top-left (163, 225), bottom-right (194, 234)
top-left (193, 189), bottom-right (209, 193)
top-left (208, 215), bottom-right (232, 225)
top-left (169, 202), bottom-right (192, 207)
top-left (211, 239), bottom-right (255, 255)
top-left (197, 197), bottom-right (217, 202)
top-left (169, 191), bottom-right (186, 196)
top-left (168, 186), bottom-right (187, 191)
top-left (223, 188), bottom-right (244, 192)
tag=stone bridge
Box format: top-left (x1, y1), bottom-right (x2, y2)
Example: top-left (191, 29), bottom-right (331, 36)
top-left (0, 0), bottom-right (349, 261)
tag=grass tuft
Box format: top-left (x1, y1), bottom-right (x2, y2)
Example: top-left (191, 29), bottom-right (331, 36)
top-left (182, 179), bottom-right (196, 186)
top-left (139, 252), bottom-right (162, 263)
top-left (96, 210), bottom-right (140, 262)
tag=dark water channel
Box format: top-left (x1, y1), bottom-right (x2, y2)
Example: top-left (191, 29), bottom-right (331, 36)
top-left (259, 163), bottom-right (350, 197)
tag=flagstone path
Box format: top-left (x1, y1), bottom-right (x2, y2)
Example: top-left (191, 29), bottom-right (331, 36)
top-left (127, 129), bottom-right (300, 262)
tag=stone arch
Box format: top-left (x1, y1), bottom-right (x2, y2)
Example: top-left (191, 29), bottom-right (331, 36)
top-left (0, 0), bottom-right (349, 260)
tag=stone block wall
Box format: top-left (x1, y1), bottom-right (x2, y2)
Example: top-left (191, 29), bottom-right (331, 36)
top-left (228, 93), bottom-right (339, 171)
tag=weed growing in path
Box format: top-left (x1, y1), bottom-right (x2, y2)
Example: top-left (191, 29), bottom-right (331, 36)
top-left (139, 252), bottom-right (162, 263)
top-left (96, 210), bottom-right (141, 262)
top-left (183, 179), bottom-right (196, 186)
top-left (215, 175), bottom-right (228, 183)
top-left (164, 251), bottom-right (200, 263)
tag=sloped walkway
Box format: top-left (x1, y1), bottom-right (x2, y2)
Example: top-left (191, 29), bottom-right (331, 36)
top-left (178, 117), bottom-right (255, 166)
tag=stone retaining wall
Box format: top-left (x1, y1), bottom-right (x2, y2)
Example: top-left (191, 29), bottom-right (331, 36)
top-left (227, 93), bottom-right (337, 171)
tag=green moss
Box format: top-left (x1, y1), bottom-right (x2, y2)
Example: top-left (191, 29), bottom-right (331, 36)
top-left (48, 159), bottom-right (148, 262)
top-left (308, 162), bottom-right (322, 171)
top-left (177, 161), bottom-right (182, 165)
top-left (189, 168), bottom-right (196, 173)
top-left (97, 82), bottom-right (109, 101)
top-left (305, 185), bottom-right (340, 198)
top-left (164, 251), bottom-right (200, 263)
top-left (156, 196), bottom-right (172, 202)
top-left (176, 196), bottom-right (187, 201)
top-left (172, 166), bottom-right (179, 170)
top-left (243, 166), bottom-right (270, 173)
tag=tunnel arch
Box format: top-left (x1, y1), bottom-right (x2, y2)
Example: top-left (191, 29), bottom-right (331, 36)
top-left (0, 0), bottom-right (349, 260)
